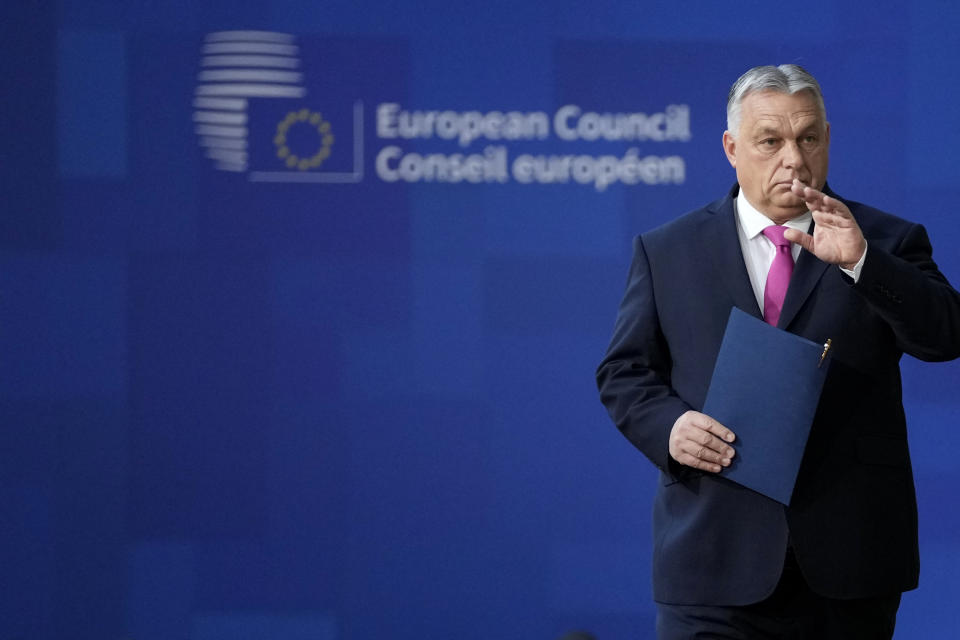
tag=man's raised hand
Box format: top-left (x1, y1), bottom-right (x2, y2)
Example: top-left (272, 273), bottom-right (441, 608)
top-left (784, 179), bottom-right (867, 270)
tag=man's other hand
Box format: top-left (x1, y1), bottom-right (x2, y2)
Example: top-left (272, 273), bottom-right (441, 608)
top-left (669, 410), bottom-right (736, 473)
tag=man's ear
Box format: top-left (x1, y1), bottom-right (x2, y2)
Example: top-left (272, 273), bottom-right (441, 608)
top-left (722, 131), bottom-right (737, 168)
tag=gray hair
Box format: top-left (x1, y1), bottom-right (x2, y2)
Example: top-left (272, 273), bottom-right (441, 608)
top-left (726, 64), bottom-right (826, 137)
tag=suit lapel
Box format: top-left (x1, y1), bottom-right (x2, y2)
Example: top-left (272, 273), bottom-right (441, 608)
top-left (700, 188), bottom-right (763, 320)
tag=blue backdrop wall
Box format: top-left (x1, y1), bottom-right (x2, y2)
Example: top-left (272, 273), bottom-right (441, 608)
top-left (3, 2), bottom-right (960, 638)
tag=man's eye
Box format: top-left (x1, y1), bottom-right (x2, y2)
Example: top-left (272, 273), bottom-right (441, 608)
top-left (761, 139), bottom-right (777, 146)
top-left (802, 135), bottom-right (817, 144)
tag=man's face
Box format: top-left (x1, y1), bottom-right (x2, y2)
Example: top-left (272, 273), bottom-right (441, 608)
top-left (722, 89), bottom-right (830, 223)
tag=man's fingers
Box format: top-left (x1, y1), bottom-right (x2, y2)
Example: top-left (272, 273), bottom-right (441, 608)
top-left (791, 179), bottom-right (823, 206)
top-left (791, 178), bottom-right (821, 197)
top-left (681, 438), bottom-right (732, 465)
top-left (792, 180), bottom-right (854, 217)
top-left (677, 452), bottom-right (721, 473)
top-left (819, 194), bottom-right (842, 212)
top-left (811, 210), bottom-right (855, 228)
top-left (690, 413), bottom-right (736, 443)
top-left (783, 228), bottom-right (815, 252)
top-left (693, 429), bottom-right (734, 460)
top-left (791, 182), bottom-right (853, 219)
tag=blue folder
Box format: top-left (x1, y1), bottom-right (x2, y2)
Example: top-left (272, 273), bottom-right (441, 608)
top-left (702, 307), bottom-right (831, 505)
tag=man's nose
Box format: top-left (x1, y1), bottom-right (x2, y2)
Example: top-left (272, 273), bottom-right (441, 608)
top-left (782, 141), bottom-right (805, 169)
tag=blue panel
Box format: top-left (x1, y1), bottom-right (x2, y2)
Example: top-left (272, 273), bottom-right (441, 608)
top-left (0, 254), bottom-right (126, 399)
top-left (338, 328), bottom-right (420, 400)
top-left (271, 255), bottom-right (412, 401)
top-left (483, 256), bottom-right (623, 333)
top-left (479, 184), bottom-right (623, 258)
top-left (0, 484), bottom-right (55, 639)
top-left (192, 612), bottom-right (337, 640)
top-left (194, 541), bottom-right (292, 609)
top-left (127, 542), bottom-right (197, 640)
top-left (260, 403), bottom-right (350, 608)
top-left (897, 543), bottom-right (960, 636)
top-left (48, 401), bottom-right (127, 638)
top-left (917, 469), bottom-right (960, 546)
top-left (58, 30), bottom-right (127, 178)
top-left (908, 2), bottom-right (960, 187)
top-left (409, 183), bottom-right (486, 260)
top-left (124, 33), bottom-right (202, 251)
top-left (903, 187), bottom-right (960, 278)
top-left (411, 260), bottom-right (483, 396)
top-left (0, 2), bottom-right (59, 249)
top-left (60, 0), bottom-right (272, 30)
top-left (821, 37), bottom-right (908, 208)
top-left (0, 400), bottom-right (126, 638)
top-left (126, 255), bottom-right (272, 539)
top-left (901, 397), bottom-right (960, 475)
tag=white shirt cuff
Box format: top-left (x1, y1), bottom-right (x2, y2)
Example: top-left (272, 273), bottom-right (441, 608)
top-left (839, 242), bottom-right (868, 282)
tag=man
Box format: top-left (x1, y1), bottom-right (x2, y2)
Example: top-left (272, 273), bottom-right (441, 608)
top-left (596, 64), bottom-right (960, 639)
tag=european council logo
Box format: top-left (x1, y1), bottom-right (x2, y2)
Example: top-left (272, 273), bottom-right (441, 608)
top-left (192, 30), bottom-right (362, 183)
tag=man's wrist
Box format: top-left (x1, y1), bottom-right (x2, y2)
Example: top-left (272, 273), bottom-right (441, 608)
top-left (840, 242), bottom-right (868, 281)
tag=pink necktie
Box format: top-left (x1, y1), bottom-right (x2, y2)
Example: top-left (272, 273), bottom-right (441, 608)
top-left (762, 225), bottom-right (794, 327)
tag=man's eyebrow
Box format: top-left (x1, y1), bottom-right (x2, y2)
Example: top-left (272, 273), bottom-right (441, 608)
top-left (753, 126), bottom-right (781, 137)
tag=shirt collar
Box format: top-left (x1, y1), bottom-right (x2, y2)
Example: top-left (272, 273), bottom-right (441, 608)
top-left (736, 188), bottom-right (812, 239)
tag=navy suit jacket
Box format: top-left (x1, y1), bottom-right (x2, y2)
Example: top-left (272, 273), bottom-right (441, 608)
top-left (596, 183), bottom-right (960, 606)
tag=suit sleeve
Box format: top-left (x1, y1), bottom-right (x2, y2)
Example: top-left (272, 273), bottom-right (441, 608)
top-left (596, 235), bottom-right (691, 474)
top-left (852, 222), bottom-right (960, 362)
